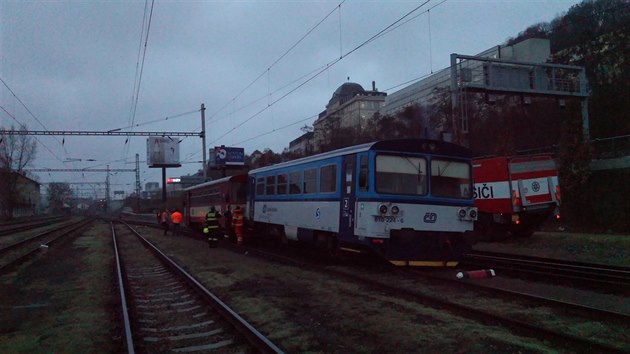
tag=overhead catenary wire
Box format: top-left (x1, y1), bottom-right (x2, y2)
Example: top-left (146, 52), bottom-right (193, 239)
top-left (206, 0), bottom-right (346, 123)
top-left (0, 76), bottom-right (69, 157)
top-left (127, 0), bottom-right (150, 129)
top-left (208, 0), bottom-right (436, 147)
top-left (108, 109), bottom-right (199, 132)
top-left (124, 0), bottom-right (155, 158)
top-left (187, 71), bottom-right (450, 161)
top-left (0, 104), bottom-right (65, 163)
top-left (181, 113), bottom-right (318, 163)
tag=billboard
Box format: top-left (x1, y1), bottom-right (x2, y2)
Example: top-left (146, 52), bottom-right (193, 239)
top-left (147, 137), bottom-right (181, 168)
top-left (213, 146), bottom-right (245, 166)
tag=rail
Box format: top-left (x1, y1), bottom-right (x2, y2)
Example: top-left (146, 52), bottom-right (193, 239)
top-left (119, 221), bottom-right (284, 353)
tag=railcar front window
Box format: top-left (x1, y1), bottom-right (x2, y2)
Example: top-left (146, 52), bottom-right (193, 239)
top-left (375, 155), bottom-right (427, 195)
top-left (430, 159), bottom-right (472, 199)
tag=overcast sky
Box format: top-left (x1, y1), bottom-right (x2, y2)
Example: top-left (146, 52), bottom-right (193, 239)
top-left (1, 0), bottom-right (581, 196)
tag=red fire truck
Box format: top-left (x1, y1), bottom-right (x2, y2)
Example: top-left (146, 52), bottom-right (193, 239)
top-left (472, 155), bottom-right (561, 240)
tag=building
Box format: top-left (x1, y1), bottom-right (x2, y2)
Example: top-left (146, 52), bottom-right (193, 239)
top-left (312, 81), bottom-right (387, 151)
top-left (143, 181), bottom-right (160, 199)
top-left (380, 38), bottom-right (552, 117)
top-left (288, 131), bottom-right (314, 155)
top-left (0, 172), bottom-right (41, 218)
top-left (284, 38), bottom-right (553, 152)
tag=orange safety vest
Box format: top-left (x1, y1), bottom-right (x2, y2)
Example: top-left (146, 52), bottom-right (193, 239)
top-left (232, 210), bottom-right (244, 228)
top-left (171, 211), bottom-right (182, 224)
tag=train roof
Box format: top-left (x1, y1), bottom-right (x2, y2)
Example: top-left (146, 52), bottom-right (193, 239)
top-left (183, 174), bottom-right (247, 192)
top-left (250, 139), bottom-right (471, 174)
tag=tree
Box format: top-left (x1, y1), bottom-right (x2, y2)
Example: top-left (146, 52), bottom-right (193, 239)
top-left (0, 125), bottom-right (37, 220)
top-left (47, 182), bottom-right (73, 212)
top-left (557, 101), bottom-right (592, 227)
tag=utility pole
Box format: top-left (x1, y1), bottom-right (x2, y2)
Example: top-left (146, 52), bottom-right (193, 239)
top-left (201, 103), bottom-right (207, 181)
top-left (162, 167), bottom-right (167, 203)
top-left (105, 165), bottom-right (110, 211)
top-left (135, 153), bottom-right (141, 211)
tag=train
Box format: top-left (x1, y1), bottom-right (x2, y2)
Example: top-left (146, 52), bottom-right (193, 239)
top-left (184, 174), bottom-right (248, 230)
top-left (183, 139), bottom-right (478, 266)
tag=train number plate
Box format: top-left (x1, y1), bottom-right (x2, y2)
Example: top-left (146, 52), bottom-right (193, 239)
top-left (373, 216), bottom-right (400, 223)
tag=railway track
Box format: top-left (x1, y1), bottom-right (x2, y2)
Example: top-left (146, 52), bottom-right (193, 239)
top-left (112, 221), bottom-right (283, 353)
top-left (0, 218), bottom-right (93, 273)
top-left (119, 218), bottom-right (629, 351)
top-left (225, 241), bottom-right (629, 353)
top-left (463, 250), bottom-right (630, 291)
top-left (0, 215), bottom-right (69, 236)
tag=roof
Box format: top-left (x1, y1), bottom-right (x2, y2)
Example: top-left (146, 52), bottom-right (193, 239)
top-left (250, 139), bottom-right (472, 174)
top-left (1, 171), bottom-right (41, 186)
top-left (183, 174), bottom-right (248, 192)
top-left (328, 82), bottom-right (365, 106)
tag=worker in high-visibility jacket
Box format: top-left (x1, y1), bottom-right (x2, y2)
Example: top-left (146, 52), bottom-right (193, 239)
top-left (170, 209), bottom-right (183, 236)
top-left (204, 206), bottom-right (221, 248)
top-left (160, 209), bottom-right (170, 235)
top-left (231, 206), bottom-right (244, 246)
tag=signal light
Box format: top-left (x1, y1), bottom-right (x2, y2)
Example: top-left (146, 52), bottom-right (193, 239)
top-left (379, 204), bottom-right (388, 214)
top-left (458, 208), bottom-right (467, 218)
top-left (391, 205), bottom-right (400, 215)
top-left (370, 238), bottom-right (384, 244)
top-left (512, 190), bottom-right (521, 207)
top-left (469, 208), bottom-right (478, 219)
top-left (511, 214), bottom-right (520, 225)
top-left (553, 207), bottom-right (561, 220)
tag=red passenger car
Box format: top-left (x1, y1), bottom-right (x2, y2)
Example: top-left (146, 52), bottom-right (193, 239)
top-left (183, 174), bottom-right (248, 230)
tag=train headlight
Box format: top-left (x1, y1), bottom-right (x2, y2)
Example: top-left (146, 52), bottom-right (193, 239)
top-left (379, 204), bottom-right (388, 214)
top-left (391, 205), bottom-right (400, 215)
top-left (469, 208), bottom-right (478, 220)
top-left (458, 208), bottom-right (467, 219)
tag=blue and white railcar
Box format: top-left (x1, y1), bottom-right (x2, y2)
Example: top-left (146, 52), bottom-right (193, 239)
top-left (248, 139), bottom-right (477, 266)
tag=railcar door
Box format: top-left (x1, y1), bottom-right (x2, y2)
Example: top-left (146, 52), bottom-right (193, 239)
top-left (248, 176), bottom-right (256, 221)
top-left (338, 155), bottom-right (356, 240)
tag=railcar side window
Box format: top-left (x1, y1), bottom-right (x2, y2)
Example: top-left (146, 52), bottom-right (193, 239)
top-left (320, 164), bottom-right (337, 193)
top-left (359, 155), bottom-right (368, 192)
top-left (289, 171), bottom-right (302, 194)
top-left (375, 155), bottom-right (427, 195)
top-left (430, 159), bottom-right (472, 199)
top-left (256, 177), bottom-right (265, 196)
top-left (266, 175), bottom-right (276, 195)
top-left (277, 174), bottom-right (288, 195)
top-left (304, 168), bottom-right (317, 194)
top-left (232, 182), bottom-right (247, 202)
